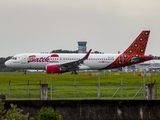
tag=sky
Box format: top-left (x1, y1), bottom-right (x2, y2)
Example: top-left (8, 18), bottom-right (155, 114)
top-left (0, 0), bottom-right (160, 57)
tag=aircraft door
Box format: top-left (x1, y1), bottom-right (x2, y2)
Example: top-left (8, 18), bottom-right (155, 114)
top-left (21, 55), bottom-right (26, 64)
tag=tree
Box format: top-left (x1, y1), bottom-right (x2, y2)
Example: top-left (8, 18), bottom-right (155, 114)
top-left (94, 51), bottom-right (100, 54)
top-left (51, 49), bottom-right (78, 53)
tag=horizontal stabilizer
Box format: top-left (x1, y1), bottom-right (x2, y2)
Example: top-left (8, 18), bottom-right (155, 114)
top-left (131, 56), bottom-right (152, 62)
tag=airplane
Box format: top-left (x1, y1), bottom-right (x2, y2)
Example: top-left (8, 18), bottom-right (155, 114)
top-left (5, 30), bottom-right (153, 74)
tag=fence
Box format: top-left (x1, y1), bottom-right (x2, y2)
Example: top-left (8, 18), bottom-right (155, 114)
top-left (0, 77), bottom-right (160, 100)
top-left (50, 77), bottom-right (146, 100)
top-left (0, 80), bottom-right (41, 100)
top-left (155, 85), bottom-right (160, 99)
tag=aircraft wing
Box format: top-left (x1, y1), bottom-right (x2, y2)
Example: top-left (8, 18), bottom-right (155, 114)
top-left (49, 49), bottom-right (92, 71)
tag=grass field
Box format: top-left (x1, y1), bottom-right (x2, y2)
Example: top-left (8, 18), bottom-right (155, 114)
top-left (0, 72), bottom-right (160, 100)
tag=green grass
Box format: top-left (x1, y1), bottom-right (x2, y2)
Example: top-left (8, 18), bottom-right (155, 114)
top-left (0, 72), bottom-right (160, 100)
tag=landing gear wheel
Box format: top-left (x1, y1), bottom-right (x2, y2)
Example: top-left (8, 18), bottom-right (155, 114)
top-left (71, 70), bottom-right (78, 75)
top-left (74, 71), bottom-right (78, 74)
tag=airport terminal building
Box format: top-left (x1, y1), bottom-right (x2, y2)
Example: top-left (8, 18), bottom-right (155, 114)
top-left (125, 59), bottom-right (160, 72)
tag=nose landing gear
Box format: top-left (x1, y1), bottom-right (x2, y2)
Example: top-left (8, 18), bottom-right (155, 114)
top-left (23, 69), bottom-right (26, 75)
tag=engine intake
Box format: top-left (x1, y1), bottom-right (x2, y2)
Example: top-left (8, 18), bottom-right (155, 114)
top-left (46, 65), bottom-right (60, 74)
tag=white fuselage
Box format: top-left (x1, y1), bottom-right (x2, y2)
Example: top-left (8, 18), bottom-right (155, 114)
top-left (5, 30), bottom-right (152, 73)
top-left (5, 53), bottom-right (119, 70)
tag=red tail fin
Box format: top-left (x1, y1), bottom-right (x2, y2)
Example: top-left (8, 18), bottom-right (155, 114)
top-left (104, 30), bottom-right (151, 69)
top-left (123, 30), bottom-right (150, 55)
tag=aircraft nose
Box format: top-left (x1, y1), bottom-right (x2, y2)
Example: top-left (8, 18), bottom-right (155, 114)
top-left (5, 61), bottom-right (9, 67)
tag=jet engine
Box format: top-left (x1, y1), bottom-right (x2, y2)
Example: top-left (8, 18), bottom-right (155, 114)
top-left (46, 65), bottom-right (61, 74)
top-left (46, 65), bottom-right (68, 74)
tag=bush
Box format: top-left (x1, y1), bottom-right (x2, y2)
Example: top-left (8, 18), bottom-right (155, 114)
top-left (4, 104), bottom-right (30, 120)
top-left (0, 100), bottom-right (5, 120)
top-left (0, 100), bottom-right (33, 120)
top-left (37, 107), bottom-right (62, 120)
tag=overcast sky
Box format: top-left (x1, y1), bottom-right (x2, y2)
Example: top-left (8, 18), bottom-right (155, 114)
top-left (0, 0), bottom-right (160, 57)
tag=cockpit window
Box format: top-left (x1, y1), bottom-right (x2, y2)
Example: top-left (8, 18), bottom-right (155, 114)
top-left (12, 57), bottom-right (17, 60)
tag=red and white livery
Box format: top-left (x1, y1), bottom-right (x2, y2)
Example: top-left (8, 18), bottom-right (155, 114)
top-left (5, 31), bottom-right (153, 74)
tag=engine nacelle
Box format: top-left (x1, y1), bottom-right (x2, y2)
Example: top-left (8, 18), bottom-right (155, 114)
top-left (46, 65), bottom-right (60, 74)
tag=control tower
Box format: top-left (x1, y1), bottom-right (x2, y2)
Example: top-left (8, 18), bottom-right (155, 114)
top-left (78, 41), bottom-right (87, 53)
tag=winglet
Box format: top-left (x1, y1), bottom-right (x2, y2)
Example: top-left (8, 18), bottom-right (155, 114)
top-left (84, 49), bottom-right (92, 59)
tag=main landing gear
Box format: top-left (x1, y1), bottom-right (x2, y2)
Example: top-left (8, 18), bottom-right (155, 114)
top-left (71, 70), bottom-right (78, 75)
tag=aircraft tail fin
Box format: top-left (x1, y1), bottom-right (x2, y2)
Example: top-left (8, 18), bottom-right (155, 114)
top-left (122, 30), bottom-right (150, 56)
